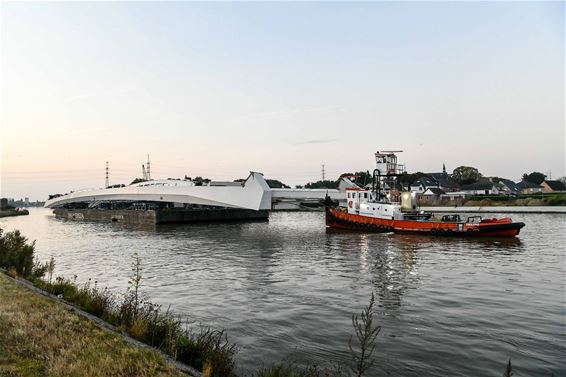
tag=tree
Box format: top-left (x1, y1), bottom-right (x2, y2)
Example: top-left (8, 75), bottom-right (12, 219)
top-left (192, 176), bottom-right (211, 186)
top-left (397, 171), bottom-right (427, 186)
top-left (452, 166), bottom-right (482, 185)
top-left (304, 180), bottom-right (338, 189)
top-left (265, 179), bottom-right (290, 189)
top-left (522, 172), bottom-right (546, 185)
top-left (558, 176), bottom-right (566, 185)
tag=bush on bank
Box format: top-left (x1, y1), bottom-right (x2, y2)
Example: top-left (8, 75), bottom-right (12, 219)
top-left (0, 229), bottom-right (47, 278)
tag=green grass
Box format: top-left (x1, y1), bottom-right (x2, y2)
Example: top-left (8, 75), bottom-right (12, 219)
top-left (0, 273), bottom-right (183, 377)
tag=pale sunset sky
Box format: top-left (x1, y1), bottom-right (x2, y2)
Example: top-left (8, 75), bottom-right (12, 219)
top-left (1, 1), bottom-right (564, 200)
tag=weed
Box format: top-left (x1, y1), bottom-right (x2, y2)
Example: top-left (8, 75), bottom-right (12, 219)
top-left (503, 359), bottom-right (513, 377)
top-left (348, 292), bottom-right (380, 377)
top-left (47, 256), bottom-right (55, 284)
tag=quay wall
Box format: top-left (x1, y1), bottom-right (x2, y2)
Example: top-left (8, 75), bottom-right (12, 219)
top-left (53, 208), bottom-right (269, 225)
top-left (0, 209), bottom-right (30, 218)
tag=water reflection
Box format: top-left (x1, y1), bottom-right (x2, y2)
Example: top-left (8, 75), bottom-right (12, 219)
top-left (371, 238), bottom-right (418, 312)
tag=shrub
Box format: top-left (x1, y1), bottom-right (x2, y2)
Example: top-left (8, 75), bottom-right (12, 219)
top-left (176, 327), bottom-right (238, 376)
top-left (545, 195), bottom-right (566, 206)
top-left (0, 229), bottom-right (41, 278)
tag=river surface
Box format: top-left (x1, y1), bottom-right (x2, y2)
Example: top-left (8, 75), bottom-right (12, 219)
top-left (1, 208), bottom-right (564, 376)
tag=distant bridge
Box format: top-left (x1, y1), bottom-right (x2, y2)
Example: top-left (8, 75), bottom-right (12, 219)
top-left (44, 172), bottom-right (350, 211)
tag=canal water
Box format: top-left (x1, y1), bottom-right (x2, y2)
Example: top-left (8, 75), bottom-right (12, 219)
top-left (1, 208), bottom-right (564, 376)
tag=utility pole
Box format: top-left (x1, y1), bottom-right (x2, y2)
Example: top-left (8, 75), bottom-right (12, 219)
top-left (105, 161), bottom-right (109, 188)
top-left (147, 154), bottom-right (151, 180)
top-left (321, 164), bottom-right (326, 181)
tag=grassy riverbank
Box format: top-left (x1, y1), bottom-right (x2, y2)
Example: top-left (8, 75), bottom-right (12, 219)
top-left (0, 273), bottom-right (183, 377)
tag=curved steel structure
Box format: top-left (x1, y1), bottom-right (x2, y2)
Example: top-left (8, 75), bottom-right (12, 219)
top-left (45, 172), bottom-right (272, 211)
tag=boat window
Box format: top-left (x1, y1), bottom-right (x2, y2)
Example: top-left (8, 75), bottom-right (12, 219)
top-left (364, 193), bottom-right (368, 199)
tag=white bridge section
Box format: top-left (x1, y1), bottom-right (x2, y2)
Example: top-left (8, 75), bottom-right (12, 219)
top-left (45, 172), bottom-right (272, 211)
top-left (44, 173), bottom-right (351, 211)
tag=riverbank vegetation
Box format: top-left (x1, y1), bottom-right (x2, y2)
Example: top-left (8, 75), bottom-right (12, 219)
top-left (0, 273), bottom-right (183, 377)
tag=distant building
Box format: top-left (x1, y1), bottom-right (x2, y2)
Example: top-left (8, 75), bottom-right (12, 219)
top-left (425, 174), bottom-right (460, 192)
top-left (541, 180), bottom-right (566, 193)
top-left (496, 178), bottom-right (520, 195)
top-left (410, 165), bottom-right (460, 193)
top-left (410, 176), bottom-right (439, 193)
top-left (460, 180), bottom-right (500, 195)
top-left (418, 187), bottom-right (446, 203)
top-left (516, 180), bottom-right (543, 194)
top-left (440, 191), bottom-right (469, 200)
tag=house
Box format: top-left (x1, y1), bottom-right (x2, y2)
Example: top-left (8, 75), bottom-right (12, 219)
top-left (541, 180), bottom-right (566, 193)
top-left (460, 180), bottom-right (500, 195)
top-left (425, 173), bottom-right (460, 192)
top-left (410, 165), bottom-right (460, 193)
top-left (419, 187), bottom-right (446, 203)
top-left (516, 180), bottom-right (543, 194)
top-left (338, 177), bottom-right (360, 191)
top-left (440, 191), bottom-right (469, 200)
top-left (409, 176), bottom-right (439, 193)
top-left (496, 178), bottom-right (520, 195)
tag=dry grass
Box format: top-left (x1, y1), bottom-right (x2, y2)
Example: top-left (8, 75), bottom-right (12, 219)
top-left (0, 273), bottom-right (183, 377)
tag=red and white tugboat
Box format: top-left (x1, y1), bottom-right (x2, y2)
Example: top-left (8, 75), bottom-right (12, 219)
top-left (325, 151), bottom-right (525, 237)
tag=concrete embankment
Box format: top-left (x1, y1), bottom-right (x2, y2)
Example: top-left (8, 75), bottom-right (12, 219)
top-left (0, 273), bottom-right (197, 377)
top-left (421, 206), bottom-right (566, 214)
top-left (53, 208), bottom-right (269, 225)
top-left (0, 209), bottom-right (29, 218)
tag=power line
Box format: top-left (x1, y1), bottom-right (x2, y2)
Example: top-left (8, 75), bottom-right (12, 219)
top-left (147, 154), bottom-right (151, 180)
top-left (105, 161), bottom-right (109, 188)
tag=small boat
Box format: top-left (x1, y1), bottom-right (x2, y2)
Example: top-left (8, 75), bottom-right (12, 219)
top-left (325, 151), bottom-right (525, 237)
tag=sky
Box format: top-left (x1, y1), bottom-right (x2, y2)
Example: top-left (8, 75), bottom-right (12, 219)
top-left (1, 1), bottom-right (564, 200)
